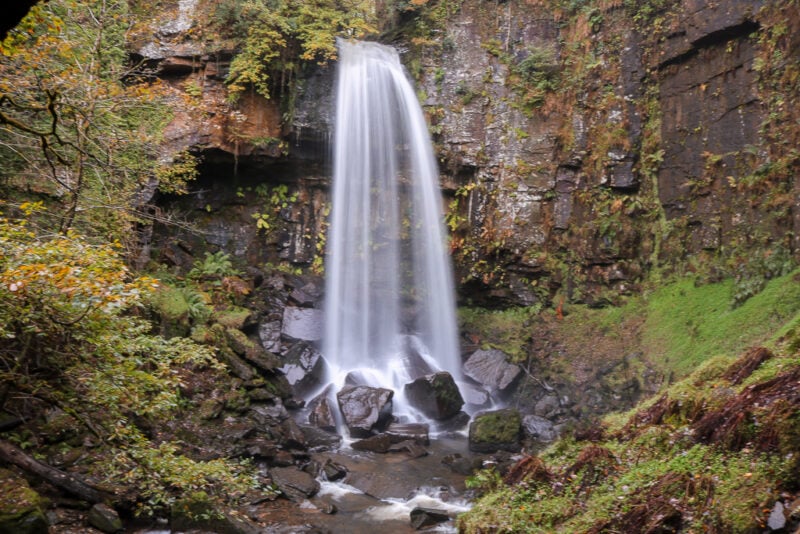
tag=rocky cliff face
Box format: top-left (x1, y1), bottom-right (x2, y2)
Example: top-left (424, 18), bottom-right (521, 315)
top-left (137, 0), bottom-right (799, 308)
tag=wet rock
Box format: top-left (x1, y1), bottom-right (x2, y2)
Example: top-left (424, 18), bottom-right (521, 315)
top-left (767, 501), bottom-right (786, 530)
top-left (436, 411), bottom-right (471, 433)
top-left (281, 306), bottom-right (324, 342)
top-left (219, 348), bottom-right (256, 381)
top-left (351, 433), bottom-right (392, 453)
top-left (410, 507), bottom-right (450, 530)
top-left (87, 503), bottom-right (122, 534)
top-left (336, 385), bottom-right (394, 438)
top-left (387, 440), bottom-right (428, 458)
top-left (0, 469), bottom-right (48, 534)
top-left (307, 387), bottom-right (337, 432)
top-left (250, 399), bottom-right (289, 426)
top-left (463, 349), bottom-right (521, 394)
top-left (458, 382), bottom-right (491, 409)
top-left (270, 466), bottom-right (320, 501)
top-left (468, 408), bottom-right (522, 453)
top-left (385, 423), bottom-right (430, 446)
top-left (225, 328), bottom-right (281, 373)
top-left (404, 372), bottom-right (464, 420)
top-left (258, 320), bottom-right (282, 353)
top-left (243, 438), bottom-right (279, 460)
top-left (320, 458), bottom-right (348, 481)
top-left (280, 418), bottom-right (308, 449)
top-left (289, 280), bottom-right (323, 307)
top-left (534, 395), bottom-right (561, 418)
top-left (522, 414), bottom-right (558, 442)
top-left (279, 341), bottom-right (325, 396)
top-left (299, 424), bottom-right (342, 450)
top-left (442, 453), bottom-right (479, 476)
top-left (272, 450), bottom-right (295, 467)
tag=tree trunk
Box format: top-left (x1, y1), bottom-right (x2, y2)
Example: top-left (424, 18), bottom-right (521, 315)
top-left (0, 438), bottom-right (110, 504)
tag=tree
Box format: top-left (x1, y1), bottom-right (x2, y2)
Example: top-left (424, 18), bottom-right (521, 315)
top-left (0, 0), bottom-right (195, 247)
top-left (219, 0), bottom-right (377, 103)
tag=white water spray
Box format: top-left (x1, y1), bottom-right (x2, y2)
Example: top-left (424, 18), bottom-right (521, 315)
top-left (323, 40), bottom-right (461, 407)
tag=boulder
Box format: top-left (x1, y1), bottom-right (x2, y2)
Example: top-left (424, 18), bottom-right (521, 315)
top-left (250, 399), bottom-right (289, 426)
top-left (410, 507), bottom-right (450, 530)
top-left (468, 408), bottom-right (522, 453)
top-left (298, 424), bottom-right (342, 450)
top-left (387, 440), bottom-right (428, 458)
top-left (87, 503), bottom-right (122, 534)
top-left (522, 414), bottom-right (558, 442)
top-left (258, 320), bottom-right (282, 352)
top-left (458, 382), bottom-right (491, 408)
top-left (463, 349), bottom-right (521, 393)
top-left (404, 372), bottom-right (464, 420)
top-left (281, 306), bottom-right (324, 342)
top-left (0, 469), bottom-right (48, 534)
top-left (270, 466), bottom-right (320, 501)
top-left (307, 392), bottom-right (337, 432)
top-left (219, 348), bottom-right (255, 381)
top-left (351, 433), bottom-right (392, 453)
top-left (225, 328), bottom-right (281, 373)
top-left (320, 458), bottom-right (348, 481)
top-left (385, 422), bottom-right (430, 446)
top-left (279, 418), bottom-right (308, 449)
top-left (336, 386), bottom-right (394, 438)
top-left (279, 341), bottom-right (325, 396)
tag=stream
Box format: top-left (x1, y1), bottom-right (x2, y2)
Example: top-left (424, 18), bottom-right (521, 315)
top-left (272, 436), bottom-right (475, 533)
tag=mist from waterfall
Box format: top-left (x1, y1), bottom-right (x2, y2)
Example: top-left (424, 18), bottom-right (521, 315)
top-left (323, 40), bottom-right (461, 405)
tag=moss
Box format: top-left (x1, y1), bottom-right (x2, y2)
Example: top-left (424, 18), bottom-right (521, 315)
top-left (213, 306), bottom-right (252, 329)
top-left (459, 306), bottom-right (539, 363)
top-left (0, 469), bottom-right (48, 534)
top-left (469, 409), bottom-right (522, 452)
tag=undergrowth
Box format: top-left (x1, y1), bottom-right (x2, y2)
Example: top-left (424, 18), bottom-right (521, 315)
top-left (458, 271), bottom-right (800, 533)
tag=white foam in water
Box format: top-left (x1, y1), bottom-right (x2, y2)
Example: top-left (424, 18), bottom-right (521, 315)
top-left (317, 479), bottom-right (365, 499)
top-left (362, 486), bottom-right (471, 528)
top-left (323, 39), bottom-right (462, 413)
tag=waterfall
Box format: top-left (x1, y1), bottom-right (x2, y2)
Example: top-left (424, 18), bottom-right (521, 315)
top-left (323, 40), bottom-right (461, 408)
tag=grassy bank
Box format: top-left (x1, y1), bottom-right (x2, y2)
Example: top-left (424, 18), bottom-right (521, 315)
top-left (458, 270), bottom-right (800, 532)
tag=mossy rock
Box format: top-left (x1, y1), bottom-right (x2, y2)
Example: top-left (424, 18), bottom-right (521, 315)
top-left (214, 306), bottom-right (253, 330)
top-left (0, 468), bottom-right (49, 534)
top-left (468, 408), bottom-right (522, 453)
top-left (171, 491), bottom-right (259, 534)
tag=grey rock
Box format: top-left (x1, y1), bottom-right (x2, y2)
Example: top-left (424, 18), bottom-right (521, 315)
top-left (522, 414), bottom-right (558, 442)
top-left (410, 507), bottom-right (450, 530)
top-left (458, 382), bottom-right (491, 408)
top-left (767, 501), bottom-right (785, 531)
top-left (533, 395), bottom-right (561, 418)
top-left (307, 392), bottom-right (337, 432)
top-left (385, 422), bottom-right (430, 446)
top-left (404, 372), bottom-right (464, 420)
top-left (270, 466), bottom-right (320, 501)
top-left (250, 399), bottom-right (289, 426)
top-left (220, 349), bottom-right (255, 381)
top-left (298, 424), bottom-right (342, 450)
top-left (387, 439), bottom-right (429, 458)
top-left (320, 458), bottom-right (348, 481)
top-left (87, 503), bottom-right (122, 534)
top-left (258, 320), bottom-right (282, 352)
top-left (279, 341), bottom-right (325, 396)
top-left (463, 349), bottom-right (521, 393)
top-left (336, 385), bottom-right (394, 438)
top-left (281, 306), bottom-right (324, 341)
top-left (351, 433), bottom-right (392, 453)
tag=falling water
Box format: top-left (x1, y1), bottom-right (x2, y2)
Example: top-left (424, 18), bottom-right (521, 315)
top-left (323, 40), bottom-right (461, 408)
